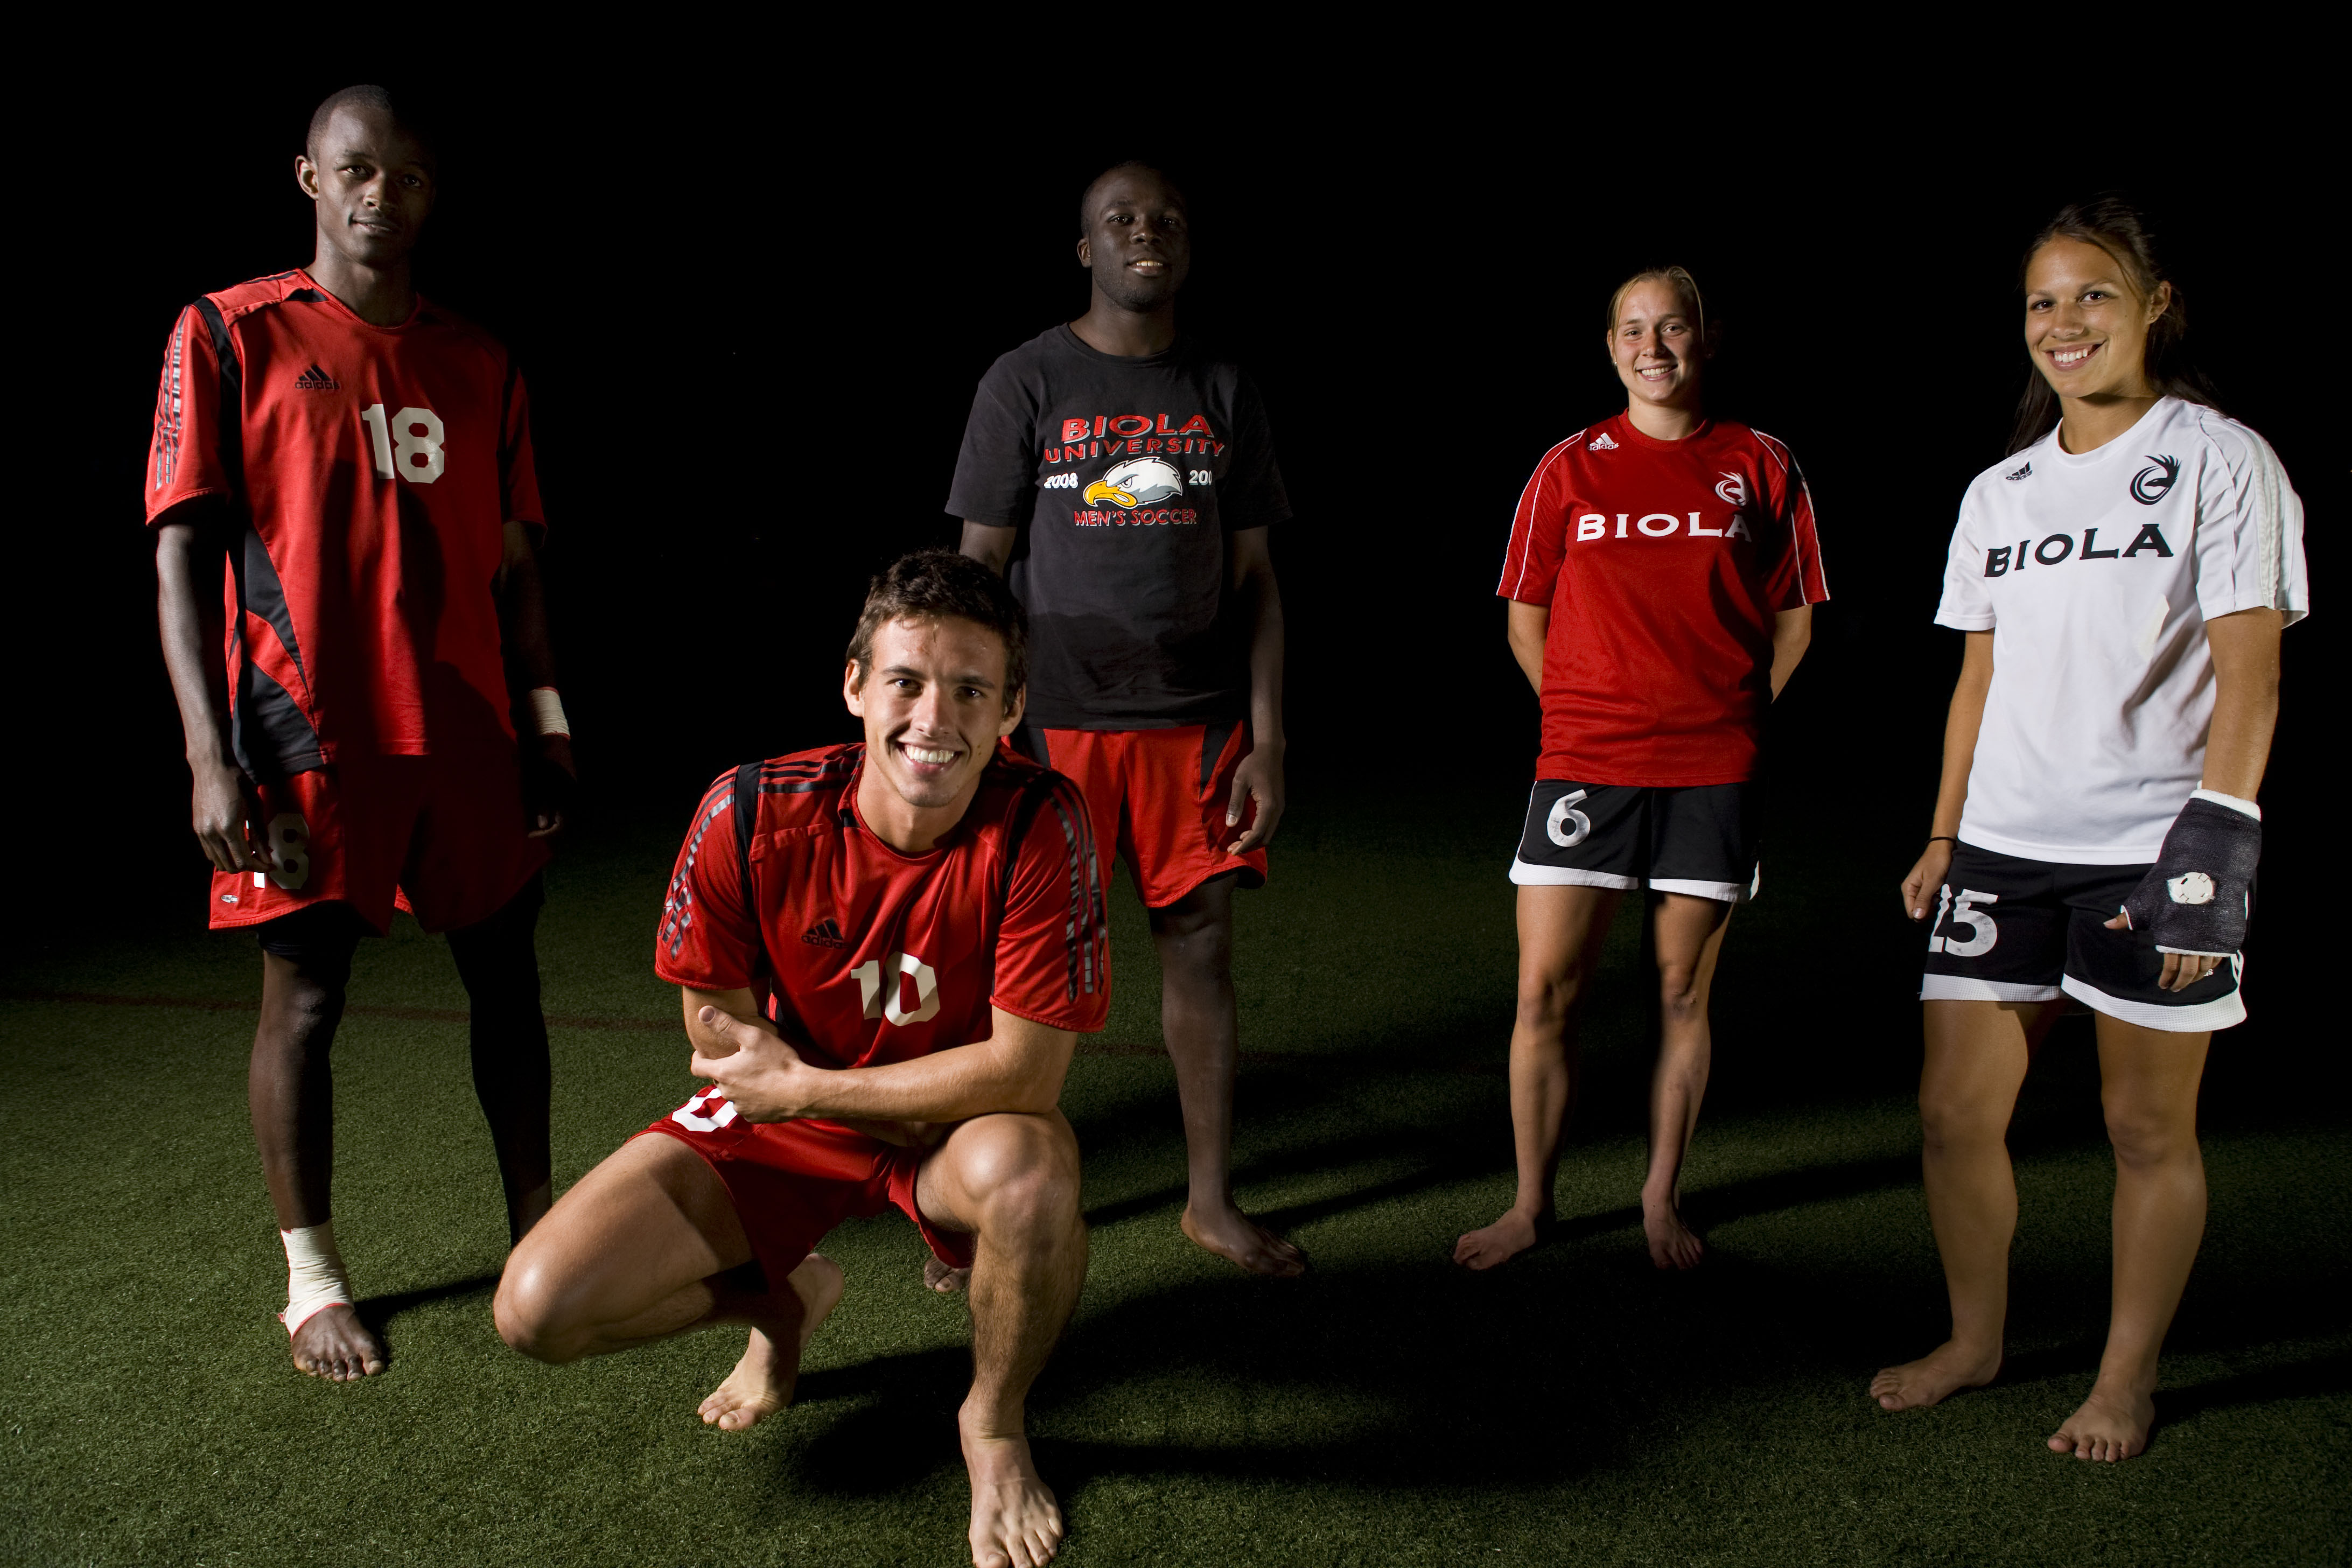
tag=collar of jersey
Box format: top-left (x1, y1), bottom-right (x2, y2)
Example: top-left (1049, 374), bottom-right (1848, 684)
top-left (1054, 321), bottom-right (1181, 369)
top-left (1610, 411), bottom-right (1715, 451)
top-left (296, 269), bottom-right (426, 332)
top-left (2045, 395), bottom-right (2176, 468)
top-left (842, 748), bottom-right (958, 863)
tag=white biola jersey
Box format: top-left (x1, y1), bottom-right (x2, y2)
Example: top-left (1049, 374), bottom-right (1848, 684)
top-left (1937, 397), bottom-right (2307, 864)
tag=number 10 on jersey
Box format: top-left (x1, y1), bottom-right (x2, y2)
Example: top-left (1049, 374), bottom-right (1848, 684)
top-left (358, 404), bottom-right (445, 484)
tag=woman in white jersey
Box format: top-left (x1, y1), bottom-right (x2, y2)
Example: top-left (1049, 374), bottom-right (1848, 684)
top-left (1454, 268), bottom-right (1826, 1272)
top-left (1871, 199), bottom-right (2307, 1461)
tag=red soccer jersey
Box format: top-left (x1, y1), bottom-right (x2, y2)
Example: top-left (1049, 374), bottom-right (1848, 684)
top-left (655, 744), bottom-right (1111, 1067)
top-left (1497, 414), bottom-right (1828, 785)
top-left (144, 269), bottom-right (545, 775)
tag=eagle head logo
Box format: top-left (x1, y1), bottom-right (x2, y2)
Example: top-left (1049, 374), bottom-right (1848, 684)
top-left (2131, 454), bottom-right (2179, 506)
top-left (1082, 457), bottom-right (1184, 509)
top-left (1713, 471), bottom-right (1747, 506)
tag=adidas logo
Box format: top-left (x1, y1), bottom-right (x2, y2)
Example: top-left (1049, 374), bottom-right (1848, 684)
top-left (801, 918), bottom-right (848, 949)
top-left (293, 364), bottom-right (339, 391)
top-left (1588, 432), bottom-right (1619, 451)
top-left (2005, 460), bottom-right (2032, 481)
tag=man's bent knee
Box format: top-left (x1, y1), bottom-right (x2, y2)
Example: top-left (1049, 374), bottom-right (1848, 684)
top-left (493, 1255), bottom-right (589, 1364)
top-left (940, 1116), bottom-right (1082, 1238)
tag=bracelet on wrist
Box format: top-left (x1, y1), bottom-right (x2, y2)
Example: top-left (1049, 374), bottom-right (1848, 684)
top-left (1927, 835), bottom-right (1958, 845)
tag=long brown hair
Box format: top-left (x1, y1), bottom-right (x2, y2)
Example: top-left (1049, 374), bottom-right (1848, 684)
top-left (2008, 196), bottom-right (2219, 454)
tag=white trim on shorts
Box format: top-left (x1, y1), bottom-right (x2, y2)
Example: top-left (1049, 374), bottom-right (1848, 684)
top-left (1651, 876), bottom-right (1752, 905)
top-left (1920, 976), bottom-right (2063, 1004)
top-left (1509, 859), bottom-right (1640, 890)
top-left (2061, 970), bottom-right (2247, 1033)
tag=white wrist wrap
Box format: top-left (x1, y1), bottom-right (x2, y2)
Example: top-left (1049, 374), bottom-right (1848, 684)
top-left (2190, 787), bottom-right (2260, 821)
top-left (279, 1221), bottom-right (354, 1336)
top-left (528, 687), bottom-right (571, 738)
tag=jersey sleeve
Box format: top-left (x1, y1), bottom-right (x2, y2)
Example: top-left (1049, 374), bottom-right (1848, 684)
top-left (944, 356), bottom-right (1039, 527)
top-left (500, 363), bottom-right (547, 534)
top-left (2191, 418), bottom-right (2309, 628)
top-left (654, 772), bottom-right (762, 991)
top-left (144, 302), bottom-right (237, 525)
top-left (1217, 372), bottom-right (1292, 533)
top-left (1754, 435), bottom-right (1829, 610)
top-left (1496, 441), bottom-right (1574, 605)
top-left (1935, 479), bottom-right (1998, 631)
top-left (989, 774), bottom-right (1111, 1032)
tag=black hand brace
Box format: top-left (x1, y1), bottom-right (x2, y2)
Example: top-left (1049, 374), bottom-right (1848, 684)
top-left (2119, 795), bottom-right (2260, 957)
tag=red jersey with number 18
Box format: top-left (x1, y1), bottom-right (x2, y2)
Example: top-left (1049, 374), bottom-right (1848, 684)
top-left (1497, 414), bottom-right (1828, 786)
top-left (144, 269), bottom-right (544, 778)
top-left (655, 745), bottom-right (1112, 1071)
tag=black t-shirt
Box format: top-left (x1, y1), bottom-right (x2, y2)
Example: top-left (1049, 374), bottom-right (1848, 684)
top-left (946, 325), bottom-right (1290, 729)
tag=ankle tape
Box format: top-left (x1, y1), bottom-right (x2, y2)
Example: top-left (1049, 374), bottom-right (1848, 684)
top-left (279, 1221), bottom-right (354, 1336)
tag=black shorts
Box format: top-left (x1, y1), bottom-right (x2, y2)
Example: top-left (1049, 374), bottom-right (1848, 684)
top-left (1919, 842), bottom-right (2244, 1032)
top-left (1509, 779), bottom-right (1759, 904)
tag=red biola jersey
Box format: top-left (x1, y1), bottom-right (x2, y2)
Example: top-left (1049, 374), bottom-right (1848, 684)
top-left (655, 744), bottom-right (1112, 1068)
top-left (144, 269), bottom-right (545, 776)
top-left (1497, 414), bottom-right (1828, 785)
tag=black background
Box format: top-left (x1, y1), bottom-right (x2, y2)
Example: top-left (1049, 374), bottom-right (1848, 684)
top-left (28, 81), bottom-right (2336, 983)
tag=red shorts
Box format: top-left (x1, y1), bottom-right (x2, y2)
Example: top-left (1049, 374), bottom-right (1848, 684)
top-left (210, 747), bottom-right (548, 934)
top-left (1026, 722), bottom-right (1268, 908)
top-left (640, 1091), bottom-right (975, 1285)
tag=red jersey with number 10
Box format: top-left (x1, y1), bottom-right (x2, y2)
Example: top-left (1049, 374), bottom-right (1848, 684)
top-left (1497, 414), bottom-right (1828, 786)
top-left (655, 745), bottom-right (1111, 1071)
top-left (144, 269), bottom-right (544, 777)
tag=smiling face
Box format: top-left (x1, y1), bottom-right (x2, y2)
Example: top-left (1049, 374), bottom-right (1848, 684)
top-left (844, 614), bottom-right (1025, 843)
top-left (296, 103), bottom-right (435, 270)
top-left (1606, 279), bottom-right (1706, 412)
top-left (1077, 167), bottom-right (1191, 311)
top-left (2024, 236), bottom-right (2168, 402)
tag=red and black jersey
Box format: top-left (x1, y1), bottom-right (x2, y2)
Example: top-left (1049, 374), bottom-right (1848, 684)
top-left (655, 743), bottom-right (1111, 1066)
top-left (1497, 414), bottom-right (1828, 786)
top-left (144, 269), bottom-right (545, 777)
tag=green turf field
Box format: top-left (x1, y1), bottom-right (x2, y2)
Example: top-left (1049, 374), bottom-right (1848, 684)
top-left (4, 785), bottom-right (2346, 1566)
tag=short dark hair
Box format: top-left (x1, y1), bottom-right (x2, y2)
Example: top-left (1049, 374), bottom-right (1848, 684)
top-left (1077, 159), bottom-right (1185, 236)
top-left (845, 549), bottom-right (1028, 708)
top-left (305, 84), bottom-right (432, 163)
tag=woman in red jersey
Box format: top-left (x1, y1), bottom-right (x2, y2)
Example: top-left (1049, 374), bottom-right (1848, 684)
top-left (1454, 267), bottom-right (1826, 1272)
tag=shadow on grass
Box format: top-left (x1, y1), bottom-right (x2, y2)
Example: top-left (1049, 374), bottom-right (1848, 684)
top-left (356, 1271), bottom-right (502, 1343)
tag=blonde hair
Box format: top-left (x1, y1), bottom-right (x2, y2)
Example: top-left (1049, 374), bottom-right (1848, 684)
top-left (1605, 265), bottom-right (1707, 339)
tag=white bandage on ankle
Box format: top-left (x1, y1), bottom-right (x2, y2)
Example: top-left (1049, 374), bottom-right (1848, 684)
top-left (279, 1221), bottom-right (354, 1336)
top-left (528, 686), bottom-right (571, 738)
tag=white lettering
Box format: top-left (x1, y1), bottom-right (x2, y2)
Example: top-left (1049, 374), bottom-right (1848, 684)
top-left (1636, 513), bottom-right (1679, 537)
top-left (1576, 514), bottom-right (1606, 541)
top-left (1689, 510), bottom-right (1725, 537)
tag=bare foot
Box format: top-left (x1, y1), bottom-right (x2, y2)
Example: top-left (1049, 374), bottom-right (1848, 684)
top-left (697, 1253), bottom-right (845, 1431)
top-left (1452, 1209), bottom-right (1543, 1271)
top-left (926, 1256), bottom-right (972, 1293)
top-left (1642, 1193), bottom-right (1705, 1270)
top-left (1180, 1202), bottom-right (1304, 1277)
top-left (1871, 1340), bottom-right (2001, 1411)
top-left (2048, 1380), bottom-right (2155, 1461)
top-left (288, 1303), bottom-right (386, 1381)
top-left (961, 1409), bottom-right (1064, 1568)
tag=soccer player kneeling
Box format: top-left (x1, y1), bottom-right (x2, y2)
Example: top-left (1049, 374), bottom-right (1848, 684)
top-left (496, 551), bottom-right (1108, 1568)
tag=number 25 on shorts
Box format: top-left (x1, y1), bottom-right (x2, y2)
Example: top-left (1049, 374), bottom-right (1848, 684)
top-left (358, 404), bottom-right (445, 484)
top-left (1928, 886), bottom-right (2000, 956)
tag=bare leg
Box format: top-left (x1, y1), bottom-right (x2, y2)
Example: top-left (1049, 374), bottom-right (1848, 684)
top-left (495, 1133), bottom-right (840, 1429)
top-left (250, 939), bottom-right (386, 1381)
top-left (1640, 892), bottom-right (1732, 1270)
top-left (1453, 883), bottom-right (1621, 1270)
top-left (1150, 874), bottom-right (1303, 1277)
top-left (2049, 1017), bottom-right (2210, 1461)
top-left (447, 884), bottom-right (555, 1244)
top-left (918, 1112), bottom-right (1089, 1568)
top-left (1872, 998), bottom-right (2055, 1411)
